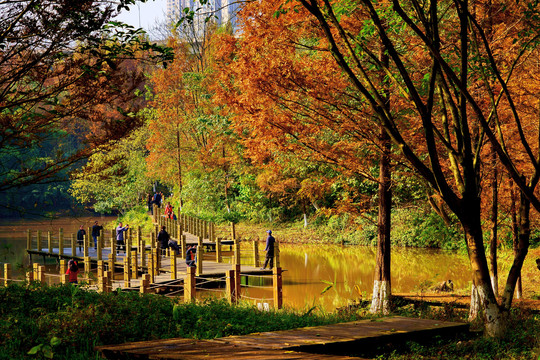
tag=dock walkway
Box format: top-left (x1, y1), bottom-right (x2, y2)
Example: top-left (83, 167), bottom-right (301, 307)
top-left (97, 316), bottom-right (468, 359)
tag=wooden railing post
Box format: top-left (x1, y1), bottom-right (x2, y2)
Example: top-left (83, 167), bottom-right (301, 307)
top-left (131, 250), bottom-right (138, 279)
top-left (253, 240), bottom-right (260, 268)
top-left (97, 260), bottom-right (104, 280)
top-left (61, 273), bottom-right (69, 284)
top-left (273, 267), bottom-right (283, 309)
top-left (274, 242), bottom-right (280, 268)
top-left (104, 271), bottom-right (112, 293)
top-left (225, 269), bottom-right (234, 304)
top-left (83, 235), bottom-right (88, 258)
top-left (123, 257), bottom-right (130, 288)
top-left (196, 245), bottom-right (202, 276)
top-left (170, 254), bottom-right (177, 280)
top-left (140, 274), bottom-right (150, 294)
top-left (26, 267), bottom-right (34, 283)
top-left (38, 265), bottom-right (45, 284)
top-left (181, 235), bottom-right (186, 259)
top-left (33, 263), bottom-right (39, 281)
top-left (109, 250), bottom-right (116, 275)
top-left (71, 234), bottom-right (76, 257)
top-left (27, 229), bottom-right (32, 251)
top-left (58, 228), bottom-right (64, 256)
top-left (97, 234), bottom-right (102, 261)
top-left (234, 240), bottom-right (241, 265)
top-left (234, 264), bottom-right (241, 302)
top-left (4, 263), bottom-right (11, 286)
top-left (216, 238), bottom-right (222, 263)
top-left (84, 256), bottom-right (91, 281)
top-left (47, 231), bottom-right (52, 254)
top-left (230, 222), bottom-right (236, 240)
top-left (148, 250), bottom-right (155, 284)
top-left (184, 266), bottom-right (196, 303)
top-left (59, 259), bottom-right (67, 275)
top-left (37, 230), bottom-right (42, 252)
top-left (152, 248), bottom-right (159, 278)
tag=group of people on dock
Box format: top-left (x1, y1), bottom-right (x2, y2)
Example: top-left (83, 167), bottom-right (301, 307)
top-left (76, 221), bottom-right (104, 251)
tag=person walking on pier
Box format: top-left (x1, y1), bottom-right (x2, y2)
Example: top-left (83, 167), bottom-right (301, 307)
top-left (261, 230), bottom-right (276, 270)
top-left (91, 221), bottom-right (103, 250)
top-left (76, 225), bottom-right (86, 252)
top-left (158, 226), bottom-right (170, 255)
top-left (116, 223), bottom-right (129, 254)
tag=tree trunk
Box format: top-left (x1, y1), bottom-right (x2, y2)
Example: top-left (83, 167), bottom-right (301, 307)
top-left (489, 150), bottom-right (498, 296)
top-left (370, 124), bottom-right (392, 315)
top-left (176, 129), bottom-right (184, 210)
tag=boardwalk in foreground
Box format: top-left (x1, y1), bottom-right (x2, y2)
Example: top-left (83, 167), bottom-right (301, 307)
top-left (97, 316), bottom-right (468, 359)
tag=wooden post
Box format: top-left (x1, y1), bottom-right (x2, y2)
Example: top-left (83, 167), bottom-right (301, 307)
top-left (253, 240), bottom-right (260, 268)
top-left (156, 242), bottom-right (161, 270)
top-left (234, 264), bottom-right (241, 302)
top-left (177, 223), bottom-right (182, 239)
top-left (97, 234), bottom-right (102, 261)
top-left (26, 229), bottom-right (32, 250)
top-left (230, 222), bottom-right (236, 240)
top-left (126, 228), bottom-right (132, 260)
top-left (131, 250), bottom-right (138, 279)
top-left (140, 274), bottom-right (150, 294)
top-left (33, 263), bottom-right (39, 281)
top-left (99, 230), bottom-right (104, 252)
top-left (273, 267), bottom-right (283, 309)
top-left (104, 271), bottom-right (112, 293)
top-left (59, 259), bottom-right (67, 276)
top-left (71, 234), bottom-right (76, 257)
top-left (140, 238), bottom-right (146, 269)
top-left (4, 263), bottom-right (11, 286)
top-left (170, 254), bottom-right (177, 280)
top-left (148, 250), bottom-right (154, 284)
top-left (216, 238), bottom-right (222, 263)
top-left (152, 248), bottom-right (159, 278)
top-left (109, 250), bottom-right (116, 275)
top-left (38, 265), bottom-right (45, 284)
top-left (196, 245), bottom-right (202, 276)
top-left (26, 268), bottom-right (34, 283)
top-left (83, 235), bottom-right (88, 257)
top-left (197, 236), bottom-right (203, 249)
top-left (123, 257), bottom-right (130, 288)
top-left (181, 235), bottom-right (186, 260)
top-left (184, 266), bottom-right (195, 303)
top-left (47, 231), bottom-right (52, 254)
top-left (210, 222), bottom-right (215, 242)
top-left (274, 242), bottom-right (281, 268)
top-left (58, 228), bottom-right (64, 256)
top-left (37, 230), bottom-right (42, 252)
top-left (97, 260), bottom-right (104, 279)
top-left (234, 240), bottom-right (241, 265)
top-left (226, 269), bottom-right (235, 304)
top-left (61, 273), bottom-right (69, 284)
top-left (84, 256), bottom-right (91, 281)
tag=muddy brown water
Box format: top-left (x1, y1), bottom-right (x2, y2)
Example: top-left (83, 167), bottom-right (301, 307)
top-left (0, 216), bottom-right (472, 311)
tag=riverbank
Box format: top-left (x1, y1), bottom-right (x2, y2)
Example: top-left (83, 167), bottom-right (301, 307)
top-left (1, 282), bottom-right (538, 360)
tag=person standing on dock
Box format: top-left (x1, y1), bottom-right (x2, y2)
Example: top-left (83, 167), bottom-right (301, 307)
top-left (91, 221), bottom-right (103, 250)
top-left (116, 223), bottom-right (129, 254)
top-left (158, 226), bottom-right (170, 254)
top-left (261, 230), bottom-right (275, 270)
top-left (76, 225), bottom-right (86, 252)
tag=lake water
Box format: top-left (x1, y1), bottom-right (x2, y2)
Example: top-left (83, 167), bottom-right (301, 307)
top-left (0, 216), bottom-right (472, 311)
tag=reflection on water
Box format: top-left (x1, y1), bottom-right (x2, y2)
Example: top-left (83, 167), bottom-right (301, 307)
top-left (0, 217), bottom-right (471, 312)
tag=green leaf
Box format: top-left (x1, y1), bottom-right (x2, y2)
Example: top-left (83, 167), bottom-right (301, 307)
top-left (50, 337), bottom-right (61, 346)
top-left (27, 344), bottom-right (42, 355)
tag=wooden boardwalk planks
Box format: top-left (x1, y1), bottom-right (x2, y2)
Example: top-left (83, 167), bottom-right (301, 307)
top-left (97, 316), bottom-right (467, 360)
top-left (98, 338), bottom-right (366, 360)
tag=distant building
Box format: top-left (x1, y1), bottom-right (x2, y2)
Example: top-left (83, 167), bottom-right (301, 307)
top-left (166, 0), bottom-right (240, 33)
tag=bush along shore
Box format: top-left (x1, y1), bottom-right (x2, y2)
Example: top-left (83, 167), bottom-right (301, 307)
top-left (1, 282), bottom-right (539, 360)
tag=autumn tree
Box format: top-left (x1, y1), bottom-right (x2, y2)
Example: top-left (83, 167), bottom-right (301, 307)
top-left (0, 0), bottom-right (171, 197)
top-left (290, 0), bottom-right (540, 336)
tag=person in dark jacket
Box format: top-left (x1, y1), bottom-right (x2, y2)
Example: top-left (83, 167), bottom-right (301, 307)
top-left (76, 225), bottom-right (86, 252)
top-left (91, 221), bottom-right (103, 250)
top-left (116, 223), bottom-right (129, 254)
top-left (157, 226), bottom-right (170, 254)
top-left (261, 230), bottom-right (275, 270)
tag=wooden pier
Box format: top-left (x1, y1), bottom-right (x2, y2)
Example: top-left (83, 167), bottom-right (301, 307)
top-left (97, 316), bottom-right (469, 359)
top-left (19, 210), bottom-right (282, 307)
